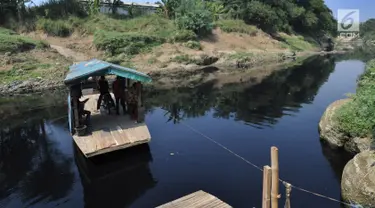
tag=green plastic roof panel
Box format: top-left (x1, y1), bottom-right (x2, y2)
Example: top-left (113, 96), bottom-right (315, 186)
top-left (64, 59), bottom-right (152, 86)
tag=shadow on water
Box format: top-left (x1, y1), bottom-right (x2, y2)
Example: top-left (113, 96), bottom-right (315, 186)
top-left (145, 55), bottom-right (336, 128)
top-left (320, 141), bottom-right (354, 182)
top-left (0, 114), bottom-right (74, 207)
top-left (74, 144), bottom-right (157, 208)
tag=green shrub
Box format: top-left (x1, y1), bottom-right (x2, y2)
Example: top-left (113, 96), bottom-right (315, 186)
top-left (175, 0), bottom-right (213, 35)
top-left (243, 1), bottom-right (278, 32)
top-left (94, 30), bottom-right (164, 55)
top-left (183, 40), bottom-right (201, 50)
top-left (168, 30), bottom-right (197, 42)
top-left (36, 18), bottom-right (73, 37)
top-left (216, 19), bottom-right (257, 36)
top-left (0, 31), bottom-right (48, 53)
top-left (335, 59), bottom-right (375, 137)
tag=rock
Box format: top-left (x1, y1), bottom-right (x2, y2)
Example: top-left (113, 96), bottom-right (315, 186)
top-left (345, 137), bottom-right (373, 153)
top-left (319, 99), bottom-right (351, 147)
top-left (318, 99), bottom-right (372, 153)
top-left (341, 150), bottom-right (375, 207)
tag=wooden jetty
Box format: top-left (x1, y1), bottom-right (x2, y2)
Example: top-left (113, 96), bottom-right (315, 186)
top-left (73, 93), bottom-right (151, 157)
top-left (157, 190), bottom-right (232, 208)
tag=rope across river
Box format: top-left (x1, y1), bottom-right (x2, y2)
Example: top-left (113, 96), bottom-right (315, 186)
top-left (179, 121), bottom-right (357, 207)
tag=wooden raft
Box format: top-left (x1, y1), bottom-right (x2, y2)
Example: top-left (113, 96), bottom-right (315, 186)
top-left (157, 190), bottom-right (232, 208)
top-left (73, 93), bottom-right (151, 158)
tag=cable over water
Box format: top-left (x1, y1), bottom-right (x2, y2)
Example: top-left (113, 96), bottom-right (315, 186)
top-left (179, 120), bottom-right (355, 207)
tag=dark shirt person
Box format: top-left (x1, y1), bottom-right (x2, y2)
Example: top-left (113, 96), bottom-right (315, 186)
top-left (112, 76), bottom-right (126, 115)
top-left (127, 83), bottom-right (139, 122)
top-left (96, 76), bottom-right (114, 110)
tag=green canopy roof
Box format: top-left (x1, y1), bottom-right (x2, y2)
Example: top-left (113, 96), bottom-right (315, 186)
top-left (64, 59), bottom-right (152, 86)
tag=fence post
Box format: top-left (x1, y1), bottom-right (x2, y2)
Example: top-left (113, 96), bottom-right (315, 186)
top-left (262, 165), bottom-right (272, 208)
top-left (271, 146), bottom-right (279, 208)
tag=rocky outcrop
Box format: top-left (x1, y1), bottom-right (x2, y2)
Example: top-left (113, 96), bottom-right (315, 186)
top-left (341, 150), bottom-right (375, 207)
top-left (319, 99), bottom-right (372, 153)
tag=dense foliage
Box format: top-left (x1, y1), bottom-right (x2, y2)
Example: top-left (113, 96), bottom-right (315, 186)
top-left (1, 0), bottom-right (336, 39)
top-left (156, 0), bottom-right (337, 39)
top-left (222, 0), bottom-right (336, 37)
top-left (335, 59), bottom-right (375, 138)
top-left (360, 19), bottom-right (375, 52)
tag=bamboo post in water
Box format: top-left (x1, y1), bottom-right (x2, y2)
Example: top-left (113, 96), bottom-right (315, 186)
top-left (271, 146), bottom-right (280, 208)
top-left (262, 165), bottom-right (272, 208)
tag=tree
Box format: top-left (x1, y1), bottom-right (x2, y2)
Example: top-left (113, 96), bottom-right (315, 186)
top-left (205, 1), bottom-right (225, 21)
top-left (155, 0), bottom-right (180, 19)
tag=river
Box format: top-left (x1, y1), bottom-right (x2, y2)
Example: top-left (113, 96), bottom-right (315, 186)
top-left (0, 54), bottom-right (368, 208)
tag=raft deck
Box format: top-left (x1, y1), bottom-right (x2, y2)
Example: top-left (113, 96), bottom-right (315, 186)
top-left (157, 190), bottom-right (232, 208)
top-left (73, 93), bottom-right (151, 158)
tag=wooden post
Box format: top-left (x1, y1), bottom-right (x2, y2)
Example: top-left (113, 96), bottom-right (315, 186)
top-left (271, 146), bottom-right (279, 208)
top-left (73, 98), bottom-right (80, 129)
top-left (262, 165), bottom-right (272, 208)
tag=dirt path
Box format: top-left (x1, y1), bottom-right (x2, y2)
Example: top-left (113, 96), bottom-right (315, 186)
top-left (50, 45), bottom-right (88, 62)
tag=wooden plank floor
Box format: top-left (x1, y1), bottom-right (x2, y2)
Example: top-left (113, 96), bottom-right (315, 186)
top-left (157, 190), bottom-right (232, 208)
top-left (73, 93), bottom-right (151, 158)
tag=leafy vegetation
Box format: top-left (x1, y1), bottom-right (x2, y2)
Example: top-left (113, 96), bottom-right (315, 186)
top-left (216, 19), bottom-right (257, 35)
top-left (0, 27), bottom-right (48, 53)
top-left (174, 0), bottom-right (214, 35)
top-left (335, 59), bottom-right (375, 138)
top-left (168, 29), bottom-right (197, 42)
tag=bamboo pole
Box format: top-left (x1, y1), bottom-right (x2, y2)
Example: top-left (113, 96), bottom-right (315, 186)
top-left (262, 165), bottom-right (272, 208)
top-left (271, 146), bottom-right (279, 208)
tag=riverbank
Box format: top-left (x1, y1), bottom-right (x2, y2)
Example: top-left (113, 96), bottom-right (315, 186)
top-left (0, 16), bottom-right (342, 96)
top-left (0, 50), bottom-right (343, 96)
top-left (319, 59), bottom-right (375, 153)
top-left (319, 58), bottom-right (375, 207)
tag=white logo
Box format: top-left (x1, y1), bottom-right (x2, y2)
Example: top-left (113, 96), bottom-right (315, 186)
top-left (337, 9), bottom-right (360, 32)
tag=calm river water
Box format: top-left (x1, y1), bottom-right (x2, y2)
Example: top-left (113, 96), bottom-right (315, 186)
top-left (0, 54), bottom-right (368, 208)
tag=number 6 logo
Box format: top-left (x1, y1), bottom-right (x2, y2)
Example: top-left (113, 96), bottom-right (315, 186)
top-left (338, 9), bottom-right (360, 32)
top-left (341, 11), bottom-right (356, 30)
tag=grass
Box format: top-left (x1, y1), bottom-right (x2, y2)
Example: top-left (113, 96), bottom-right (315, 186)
top-left (279, 33), bottom-right (317, 51)
top-left (0, 27), bottom-right (48, 53)
top-left (335, 59), bottom-right (375, 138)
top-left (183, 40), bottom-right (202, 50)
top-left (94, 30), bottom-right (164, 56)
top-left (216, 19), bottom-right (258, 36)
top-left (47, 14), bottom-right (196, 56)
top-left (172, 54), bottom-right (193, 64)
top-left (36, 18), bottom-right (73, 37)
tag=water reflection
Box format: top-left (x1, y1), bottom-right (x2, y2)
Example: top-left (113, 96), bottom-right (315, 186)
top-left (320, 142), bottom-right (354, 183)
top-left (74, 144), bottom-right (156, 208)
top-left (0, 116), bottom-right (74, 207)
top-left (146, 55), bottom-right (336, 128)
